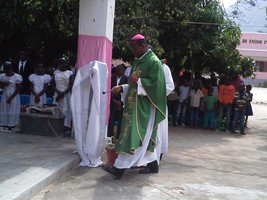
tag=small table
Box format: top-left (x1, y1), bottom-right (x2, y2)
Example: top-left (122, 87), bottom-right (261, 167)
top-left (20, 113), bottom-right (65, 136)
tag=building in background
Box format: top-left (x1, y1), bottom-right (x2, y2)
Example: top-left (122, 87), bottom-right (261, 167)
top-left (227, 0), bottom-right (267, 85)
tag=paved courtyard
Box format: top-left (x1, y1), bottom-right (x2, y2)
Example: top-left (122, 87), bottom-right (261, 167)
top-left (29, 103), bottom-right (267, 200)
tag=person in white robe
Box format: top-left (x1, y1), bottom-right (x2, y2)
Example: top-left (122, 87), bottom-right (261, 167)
top-left (0, 62), bottom-right (22, 131)
top-left (155, 63), bottom-right (175, 163)
top-left (70, 60), bottom-right (108, 167)
top-left (101, 35), bottom-right (167, 179)
top-left (28, 62), bottom-right (52, 106)
top-left (52, 59), bottom-right (74, 128)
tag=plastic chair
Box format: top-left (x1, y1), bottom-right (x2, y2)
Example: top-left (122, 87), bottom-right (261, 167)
top-left (46, 97), bottom-right (54, 105)
top-left (20, 94), bottom-right (30, 107)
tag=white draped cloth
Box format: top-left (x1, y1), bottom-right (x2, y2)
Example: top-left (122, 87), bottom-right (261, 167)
top-left (70, 61), bottom-right (108, 167)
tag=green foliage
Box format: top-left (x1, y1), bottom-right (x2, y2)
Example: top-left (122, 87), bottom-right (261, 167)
top-left (238, 57), bottom-right (256, 78)
top-left (0, 0), bottom-right (79, 62)
top-left (113, 0), bottom-right (255, 77)
top-left (113, 0), bottom-right (162, 60)
top-left (0, 0), bottom-right (256, 77)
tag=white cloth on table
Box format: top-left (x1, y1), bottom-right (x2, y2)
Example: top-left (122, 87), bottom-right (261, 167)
top-left (0, 73), bottom-right (22, 126)
top-left (70, 61), bottom-right (108, 167)
top-left (53, 70), bottom-right (73, 127)
top-left (28, 74), bottom-right (52, 105)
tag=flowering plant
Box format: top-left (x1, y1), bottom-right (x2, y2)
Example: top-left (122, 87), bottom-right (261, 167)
top-left (105, 136), bottom-right (116, 149)
top-left (105, 136), bottom-right (118, 165)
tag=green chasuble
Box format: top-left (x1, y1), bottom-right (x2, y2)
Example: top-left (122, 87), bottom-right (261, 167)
top-left (115, 50), bottom-right (167, 154)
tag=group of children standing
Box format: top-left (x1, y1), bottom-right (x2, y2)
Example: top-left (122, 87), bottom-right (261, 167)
top-left (0, 58), bottom-right (254, 136)
top-left (168, 74), bottom-right (253, 135)
top-left (0, 59), bottom-right (74, 132)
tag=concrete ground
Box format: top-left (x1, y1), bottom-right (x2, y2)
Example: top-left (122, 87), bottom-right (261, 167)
top-left (0, 131), bottom-right (80, 200)
top-left (0, 103), bottom-right (267, 200)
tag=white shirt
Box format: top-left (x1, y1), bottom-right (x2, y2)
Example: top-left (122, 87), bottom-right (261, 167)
top-left (179, 85), bottom-right (190, 102)
top-left (28, 74), bottom-right (52, 94)
top-left (54, 70), bottom-right (73, 91)
top-left (124, 66), bottom-right (132, 77)
top-left (189, 89), bottom-right (204, 107)
top-left (116, 76), bottom-right (121, 85)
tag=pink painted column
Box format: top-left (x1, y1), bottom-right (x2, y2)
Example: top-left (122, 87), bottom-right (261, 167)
top-left (77, 0), bottom-right (116, 123)
top-left (77, 0), bottom-right (115, 70)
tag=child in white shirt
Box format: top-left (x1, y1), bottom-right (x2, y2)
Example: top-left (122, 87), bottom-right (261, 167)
top-left (0, 62), bottom-right (22, 131)
top-left (51, 59), bottom-right (74, 129)
top-left (28, 62), bottom-right (52, 106)
top-left (189, 83), bottom-right (204, 128)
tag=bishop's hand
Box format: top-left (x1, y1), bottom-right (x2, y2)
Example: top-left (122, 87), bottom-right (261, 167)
top-left (111, 85), bottom-right (122, 94)
top-left (129, 70), bottom-right (140, 84)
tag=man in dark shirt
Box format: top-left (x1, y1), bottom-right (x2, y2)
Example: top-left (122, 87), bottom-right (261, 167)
top-left (107, 64), bottom-right (128, 139)
top-left (12, 51), bottom-right (34, 94)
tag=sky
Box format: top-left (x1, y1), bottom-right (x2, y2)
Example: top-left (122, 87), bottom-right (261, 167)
top-left (220, 0), bottom-right (237, 8)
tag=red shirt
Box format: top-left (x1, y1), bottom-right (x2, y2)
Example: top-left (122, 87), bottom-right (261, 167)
top-left (219, 84), bottom-right (235, 104)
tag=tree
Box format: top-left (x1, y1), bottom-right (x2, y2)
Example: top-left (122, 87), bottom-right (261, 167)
top-left (157, 0), bottom-right (228, 73)
top-left (113, 0), bottom-right (163, 62)
top-left (113, 0), bottom-right (255, 77)
top-left (0, 0), bottom-right (79, 64)
top-left (0, 0), bottom-right (255, 77)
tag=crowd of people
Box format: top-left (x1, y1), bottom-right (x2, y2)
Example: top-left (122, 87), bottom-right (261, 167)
top-left (0, 51), bottom-right (75, 132)
top-left (167, 71), bottom-right (253, 135)
top-left (105, 51), bottom-right (254, 179)
top-left (0, 34), bottom-right (254, 180)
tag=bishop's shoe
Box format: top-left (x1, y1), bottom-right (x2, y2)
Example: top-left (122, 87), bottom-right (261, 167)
top-left (139, 160), bottom-right (159, 174)
top-left (101, 164), bottom-right (125, 179)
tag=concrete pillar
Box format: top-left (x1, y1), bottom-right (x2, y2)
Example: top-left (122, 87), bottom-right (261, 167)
top-left (77, 0), bottom-right (115, 70)
top-left (76, 0), bottom-right (116, 124)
